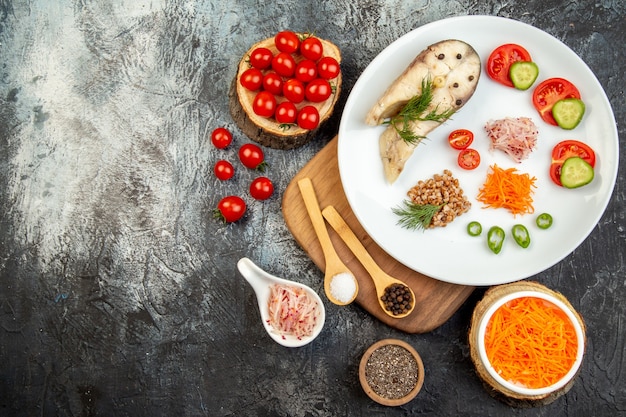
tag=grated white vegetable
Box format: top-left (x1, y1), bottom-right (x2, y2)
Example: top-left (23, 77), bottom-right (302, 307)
top-left (485, 117), bottom-right (538, 163)
top-left (267, 283), bottom-right (320, 339)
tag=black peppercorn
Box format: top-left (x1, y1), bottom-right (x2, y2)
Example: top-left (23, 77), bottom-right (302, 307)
top-left (437, 53), bottom-right (445, 60)
top-left (456, 53), bottom-right (462, 59)
top-left (381, 283), bottom-right (413, 316)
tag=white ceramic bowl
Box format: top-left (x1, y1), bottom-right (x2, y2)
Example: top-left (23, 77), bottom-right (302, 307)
top-left (476, 290), bottom-right (585, 396)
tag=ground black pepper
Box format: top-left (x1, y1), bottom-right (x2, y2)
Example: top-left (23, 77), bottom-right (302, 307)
top-left (380, 283), bottom-right (413, 316)
top-left (365, 344), bottom-right (419, 399)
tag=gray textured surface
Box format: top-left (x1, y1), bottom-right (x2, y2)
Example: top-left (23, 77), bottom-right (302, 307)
top-left (0, 1), bottom-right (624, 416)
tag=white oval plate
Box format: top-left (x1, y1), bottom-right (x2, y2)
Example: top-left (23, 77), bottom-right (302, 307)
top-left (338, 16), bottom-right (618, 286)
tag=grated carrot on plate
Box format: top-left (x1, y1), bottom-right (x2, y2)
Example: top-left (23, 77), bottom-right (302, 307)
top-left (477, 164), bottom-right (537, 216)
top-left (484, 296), bottom-right (578, 389)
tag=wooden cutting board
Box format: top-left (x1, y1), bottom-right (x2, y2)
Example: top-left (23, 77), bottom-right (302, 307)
top-left (282, 136), bottom-right (475, 333)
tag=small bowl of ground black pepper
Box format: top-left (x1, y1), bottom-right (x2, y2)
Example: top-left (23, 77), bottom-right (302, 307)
top-left (359, 339), bottom-right (425, 406)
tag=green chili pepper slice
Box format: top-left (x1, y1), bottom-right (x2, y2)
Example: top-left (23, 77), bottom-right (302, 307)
top-left (487, 226), bottom-right (505, 254)
top-left (467, 221), bottom-right (482, 236)
top-left (511, 224), bottom-right (531, 248)
top-left (536, 213), bottom-right (553, 229)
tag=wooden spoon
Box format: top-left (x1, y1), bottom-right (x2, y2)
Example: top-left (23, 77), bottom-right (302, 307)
top-left (321, 205), bottom-right (415, 319)
top-left (297, 178), bottom-right (358, 306)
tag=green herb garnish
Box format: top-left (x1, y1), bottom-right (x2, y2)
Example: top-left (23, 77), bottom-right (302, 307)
top-left (392, 200), bottom-right (444, 231)
top-left (383, 77), bottom-right (455, 144)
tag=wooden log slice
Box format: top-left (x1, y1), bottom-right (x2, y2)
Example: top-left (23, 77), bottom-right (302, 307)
top-left (229, 33), bottom-right (342, 150)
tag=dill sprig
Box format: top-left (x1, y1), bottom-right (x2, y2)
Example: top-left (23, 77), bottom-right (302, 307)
top-left (392, 200), bottom-right (444, 231)
top-left (384, 77), bottom-right (455, 145)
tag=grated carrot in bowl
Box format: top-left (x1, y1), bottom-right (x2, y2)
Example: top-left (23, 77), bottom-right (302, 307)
top-left (477, 164), bottom-right (537, 216)
top-left (484, 296), bottom-right (579, 389)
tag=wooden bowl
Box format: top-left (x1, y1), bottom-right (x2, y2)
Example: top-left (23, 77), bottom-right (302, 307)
top-left (469, 281), bottom-right (586, 406)
top-left (359, 339), bottom-right (424, 406)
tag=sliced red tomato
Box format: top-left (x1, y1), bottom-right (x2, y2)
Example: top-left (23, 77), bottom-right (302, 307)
top-left (448, 129), bottom-right (474, 150)
top-left (486, 44), bottom-right (532, 87)
top-left (549, 140), bottom-right (596, 186)
top-left (458, 148), bottom-right (480, 170)
top-left (532, 78), bottom-right (581, 126)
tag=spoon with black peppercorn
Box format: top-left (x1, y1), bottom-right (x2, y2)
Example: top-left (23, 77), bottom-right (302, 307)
top-left (321, 205), bottom-right (415, 319)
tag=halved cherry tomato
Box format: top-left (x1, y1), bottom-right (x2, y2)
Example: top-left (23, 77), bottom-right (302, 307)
top-left (262, 72), bottom-right (283, 96)
top-left (297, 106), bottom-right (320, 130)
top-left (214, 196), bottom-right (246, 223)
top-left (239, 143), bottom-right (267, 171)
top-left (532, 78), bottom-right (581, 126)
top-left (211, 127), bottom-right (233, 149)
top-left (274, 30), bottom-right (300, 54)
top-left (249, 47), bottom-right (273, 69)
top-left (239, 68), bottom-right (263, 91)
top-left (271, 52), bottom-right (296, 77)
top-left (486, 44), bottom-right (532, 87)
top-left (295, 59), bottom-right (318, 83)
top-left (214, 160), bottom-right (234, 181)
top-left (317, 56), bottom-right (340, 80)
top-left (448, 129), bottom-right (474, 150)
top-left (300, 36), bottom-right (323, 61)
top-left (305, 78), bottom-right (332, 102)
top-left (458, 148), bottom-right (480, 170)
top-left (275, 101), bottom-right (297, 124)
top-left (283, 78), bottom-right (305, 103)
top-left (549, 139), bottom-right (596, 186)
top-left (250, 176), bottom-right (274, 200)
top-left (252, 91), bottom-right (276, 118)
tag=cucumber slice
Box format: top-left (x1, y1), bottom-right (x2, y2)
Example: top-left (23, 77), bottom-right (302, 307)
top-left (560, 156), bottom-right (594, 188)
top-left (552, 98), bottom-right (585, 130)
top-left (509, 61), bottom-right (539, 90)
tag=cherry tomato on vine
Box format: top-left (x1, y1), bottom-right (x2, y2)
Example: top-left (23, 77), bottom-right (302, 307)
top-left (297, 106), bottom-right (320, 130)
top-left (486, 43), bottom-right (532, 87)
top-left (295, 59), bottom-right (318, 83)
top-left (317, 56), bottom-right (340, 80)
top-left (214, 160), bottom-right (234, 181)
top-left (283, 78), bottom-right (305, 103)
top-left (532, 78), bottom-right (581, 126)
top-left (272, 52), bottom-right (296, 77)
top-left (262, 72), bottom-right (283, 95)
top-left (458, 148), bottom-right (481, 170)
top-left (549, 140), bottom-right (596, 186)
top-left (211, 127), bottom-right (233, 149)
top-left (239, 143), bottom-right (267, 171)
top-left (305, 78), bottom-right (332, 102)
top-left (252, 91), bottom-right (276, 118)
top-left (300, 36), bottom-right (323, 61)
top-left (274, 30), bottom-right (300, 54)
top-left (249, 47), bottom-right (273, 69)
top-left (250, 176), bottom-right (274, 200)
top-left (239, 68), bottom-right (263, 91)
top-left (448, 129), bottom-right (474, 150)
top-left (214, 196), bottom-right (246, 223)
top-left (275, 101), bottom-right (298, 124)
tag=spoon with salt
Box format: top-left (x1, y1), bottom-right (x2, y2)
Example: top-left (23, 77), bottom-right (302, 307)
top-left (321, 205), bottom-right (415, 319)
top-left (297, 177), bottom-right (359, 306)
top-left (237, 257), bottom-right (325, 348)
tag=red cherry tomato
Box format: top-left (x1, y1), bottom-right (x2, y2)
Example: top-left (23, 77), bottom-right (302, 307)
top-left (274, 30), bottom-right (300, 54)
top-left (275, 101), bottom-right (297, 124)
top-left (262, 72), bottom-right (283, 96)
top-left (305, 78), bottom-right (332, 102)
top-left (549, 140), bottom-right (596, 186)
top-left (300, 36), bottom-right (323, 61)
top-left (214, 159), bottom-right (234, 181)
top-left (239, 68), bottom-right (263, 91)
top-left (532, 78), bottom-right (581, 126)
top-left (214, 196), bottom-right (246, 223)
top-left (272, 52), bottom-right (296, 77)
top-left (239, 143), bottom-right (267, 171)
top-left (283, 78), bottom-right (305, 103)
top-left (249, 47), bottom-right (273, 69)
top-left (211, 127), bottom-right (233, 149)
top-left (252, 91), bottom-right (276, 118)
top-left (250, 176), bottom-right (274, 200)
top-left (317, 56), bottom-right (340, 80)
top-left (295, 59), bottom-right (318, 83)
top-left (486, 44), bottom-right (532, 87)
top-left (458, 148), bottom-right (480, 170)
top-left (448, 129), bottom-right (474, 150)
top-left (297, 106), bottom-right (320, 130)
